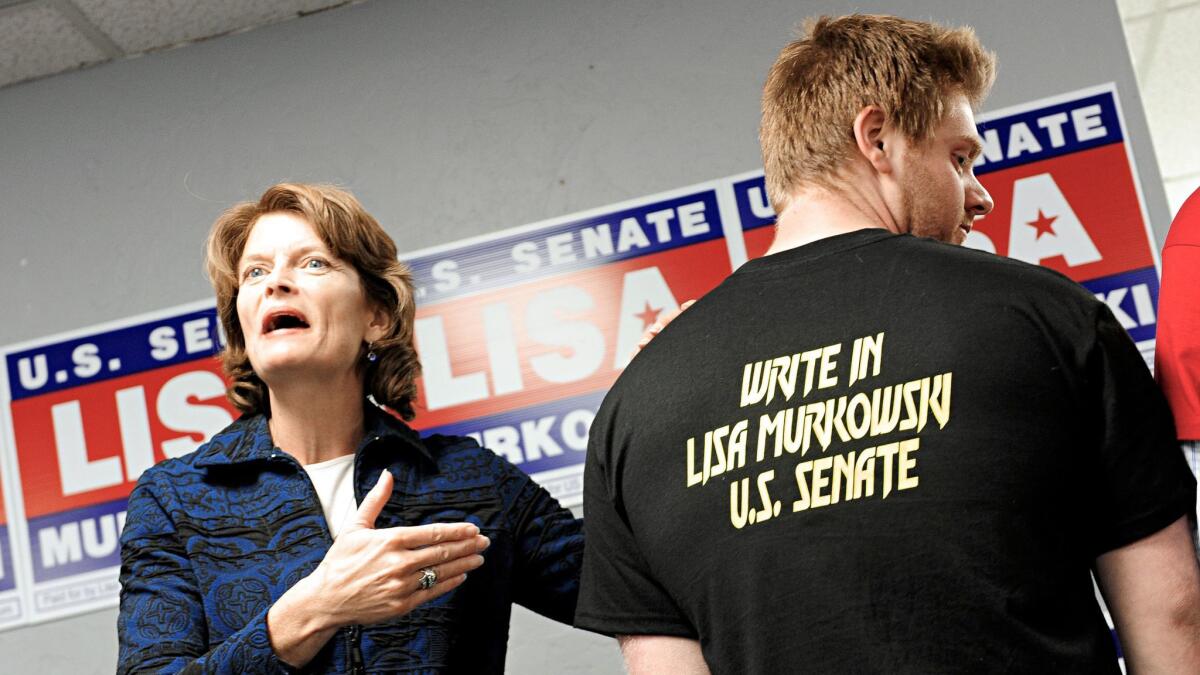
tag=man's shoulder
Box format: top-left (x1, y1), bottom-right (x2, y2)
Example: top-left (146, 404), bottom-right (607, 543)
top-left (888, 237), bottom-right (1103, 315)
top-left (733, 231), bottom-right (1091, 296)
top-left (901, 236), bottom-right (1084, 284)
top-left (601, 236), bottom-right (1103, 406)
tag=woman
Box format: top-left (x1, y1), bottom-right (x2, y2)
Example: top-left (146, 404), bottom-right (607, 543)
top-left (117, 184), bottom-right (584, 673)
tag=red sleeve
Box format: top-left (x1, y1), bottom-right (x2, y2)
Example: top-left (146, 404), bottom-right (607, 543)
top-left (1156, 190), bottom-right (1200, 439)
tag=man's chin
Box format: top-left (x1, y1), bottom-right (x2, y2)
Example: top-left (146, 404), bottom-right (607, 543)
top-left (908, 220), bottom-right (965, 245)
top-left (924, 228), bottom-right (965, 245)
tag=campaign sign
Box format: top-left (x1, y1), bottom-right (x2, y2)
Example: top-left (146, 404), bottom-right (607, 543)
top-left (407, 187), bottom-right (736, 504)
top-left (967, 84), bottom-right (1159, 362)
top-left (0, 460), bottom-right (23, 627)
top-left (968, 88), bottom-right (1155, 277)
top-left (731, 174), bottom-right (776, 261)
top-left (0, 302), bottom-right (236, 622)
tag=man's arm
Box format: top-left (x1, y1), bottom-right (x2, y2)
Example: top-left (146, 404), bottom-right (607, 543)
top-left (618, 635), bottom-right (710, 675)
top-left (1095, 515), bottom-right (1200, 672)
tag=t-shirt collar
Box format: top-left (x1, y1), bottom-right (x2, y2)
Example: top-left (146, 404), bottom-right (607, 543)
top-left (736, 228), bottom-right (897, 274)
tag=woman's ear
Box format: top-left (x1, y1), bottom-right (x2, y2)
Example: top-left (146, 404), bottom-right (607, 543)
top-left (364, 303), bottom-right (391, 344)
top-left (853, 105), bottom-right (894, 175)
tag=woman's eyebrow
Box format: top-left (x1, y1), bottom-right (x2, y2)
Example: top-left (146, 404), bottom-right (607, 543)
top-left (239, 244), bottom-right (327, 266)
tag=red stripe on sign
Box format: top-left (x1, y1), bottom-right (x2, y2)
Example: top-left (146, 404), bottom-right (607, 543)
top-left (10, 358), bottom-right (236, 519)
top-left (410, 238), bottom-right (732, 429)
top-left (744, 227), bottom-right (775, 262)
top-left (972, 142), bottom-right (1154, 283)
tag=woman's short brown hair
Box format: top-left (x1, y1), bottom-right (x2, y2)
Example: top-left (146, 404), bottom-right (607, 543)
top-left (761, 14), bottom-right (996, 212)
top-left (205, 183), bottom-right (421, 419)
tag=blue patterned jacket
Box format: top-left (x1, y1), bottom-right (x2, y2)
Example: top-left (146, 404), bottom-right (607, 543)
top-left (116, 407), bottom-right (583, 674)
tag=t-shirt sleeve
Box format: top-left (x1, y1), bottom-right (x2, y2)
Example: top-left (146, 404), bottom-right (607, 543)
top-left (574, 396), bottom-right (696, 638)
top-left (1085, 302), bottom-right (1198, 556)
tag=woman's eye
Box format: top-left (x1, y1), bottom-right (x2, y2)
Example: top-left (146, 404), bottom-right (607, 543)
top-left (304, 258), bottom-right (328, 270)
top-left (244, 266), bottom-right (266, 280)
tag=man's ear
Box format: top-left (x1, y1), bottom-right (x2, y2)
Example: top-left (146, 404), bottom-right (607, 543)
top-left (852, 106), bottom-right (894, 175)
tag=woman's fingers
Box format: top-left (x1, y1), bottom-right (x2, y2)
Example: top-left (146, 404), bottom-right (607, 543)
top-left (388, 521), bottom-right (480, 549)
top-left (405, 554), bottom-right (485, 595)
top-left (406, 572), bottom-right (469, 607)
top-left (633, 299), bottom-right (697, 354)
top-left (318, 518), bottom-right (488, 623)
top-left (403, 534), bottom-right (490, 569)
top-left (347, 471), bottom-right (394, 531)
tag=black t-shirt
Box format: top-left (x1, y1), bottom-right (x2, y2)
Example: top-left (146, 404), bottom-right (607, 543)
top-left (575, 229), bottom-right (1196, 674)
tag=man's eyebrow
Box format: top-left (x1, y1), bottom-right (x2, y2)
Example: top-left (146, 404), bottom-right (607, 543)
top-left (961, 135), bottom-right (984, 160)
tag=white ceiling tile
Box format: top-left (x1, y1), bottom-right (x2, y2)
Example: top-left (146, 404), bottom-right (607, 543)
top-left (1122, 15), bottom-right (1151, 71)
top-left (72, 0), bottom-right (347, 53)
top-left (0, 2), bottom-right (108, 89)
top-left (1132, 3), bottom-right (1200, 179)
top-left (1164, 175), bottom-right (1200, 217)
top-left (1118, 0), bottom-right (1200, 21)
top-left (1118, 0), bottom-right (1163, 21)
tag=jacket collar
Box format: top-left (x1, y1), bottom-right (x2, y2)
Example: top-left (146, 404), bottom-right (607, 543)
top-left (194, 403), bottom-right (435, 468)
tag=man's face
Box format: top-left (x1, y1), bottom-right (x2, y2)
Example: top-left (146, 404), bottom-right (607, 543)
top-left (892, 92), bottom-right (994, 245)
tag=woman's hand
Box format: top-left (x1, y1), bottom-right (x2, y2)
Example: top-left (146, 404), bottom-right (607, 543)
top-left (633, 300), bottom-right (696, 356)
top-left (267, 471), bottom-right (489, 667)
top-left (309, 470), bottom-right (488, 624)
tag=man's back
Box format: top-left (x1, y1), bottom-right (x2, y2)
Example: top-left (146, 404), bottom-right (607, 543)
top-left (576, 230), bottom-right (1194, 673)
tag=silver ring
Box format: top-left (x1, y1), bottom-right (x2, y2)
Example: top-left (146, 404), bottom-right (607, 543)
top-left (418, 567), bottom-right (438, 590)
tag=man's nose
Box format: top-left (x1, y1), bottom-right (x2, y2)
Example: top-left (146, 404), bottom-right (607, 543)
top-left (966, 174), bottom-right (994, 217)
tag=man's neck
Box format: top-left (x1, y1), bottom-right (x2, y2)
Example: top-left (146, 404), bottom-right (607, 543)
top-left (767, 169), bottom-right (901, 255)
top-left (266, 372), bottom-right (366, 466)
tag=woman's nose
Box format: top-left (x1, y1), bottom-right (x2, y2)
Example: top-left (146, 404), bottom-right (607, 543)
top-left (264, 267), bottom-right (295, 296)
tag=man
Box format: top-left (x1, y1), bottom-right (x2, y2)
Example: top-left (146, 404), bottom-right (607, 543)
top-left (575, 14), bottom-right (1200, 674)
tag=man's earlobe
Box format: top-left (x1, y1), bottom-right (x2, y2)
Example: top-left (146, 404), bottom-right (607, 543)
top-left (864, 135), bottom-right (892, 175)
top-left (853, 106), bottom-right (892, 174)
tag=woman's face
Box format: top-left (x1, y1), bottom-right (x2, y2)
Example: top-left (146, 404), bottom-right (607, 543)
top-left (235, 212), bottom-right (385, 390)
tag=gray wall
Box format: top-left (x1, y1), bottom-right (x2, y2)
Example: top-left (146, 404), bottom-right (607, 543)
top-left (0, 0), bottom-right (1161, 671)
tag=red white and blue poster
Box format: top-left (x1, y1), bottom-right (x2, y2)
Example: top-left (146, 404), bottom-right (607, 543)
top-left (0, 302), bottom-right (234, 623)
top-left (969, 84), bottom-right (1159, 363)
top-left (0, 83), bottom-right (1164, 628)
top-left (0, 449), bottom-right (24, 627)
top-left (404, 185), bottom-right (738, 503)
